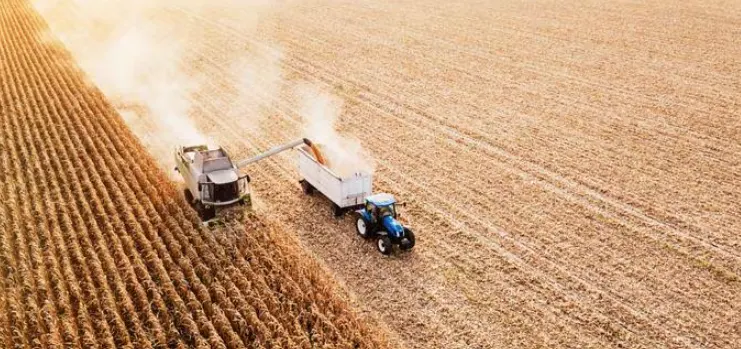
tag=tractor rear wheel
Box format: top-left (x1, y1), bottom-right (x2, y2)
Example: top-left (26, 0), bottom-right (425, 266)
top-left (400, 228), bottom-right (415, 251)
top-left (355, 215), bottom-right (372, 239)
top-left (377, 236), bottom-right (393, 255)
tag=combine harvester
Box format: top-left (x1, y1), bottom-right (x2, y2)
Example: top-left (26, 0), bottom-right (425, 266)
top-left (174, 138), bottom-right (415, 254)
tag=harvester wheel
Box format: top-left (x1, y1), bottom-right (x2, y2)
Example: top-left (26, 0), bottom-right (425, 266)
top-left (195, 201), bottom-right (216, 221)
top-left (355, 215), bottom-right (371, 239)
top-left (183, 188), bottom-right (194, 206)
top-left (400, 228), bottom-right (415, 251)
top-left (377, 236), bottom-right (393, 255)
top-left (300, 180), bottom-right (314, 195)
top-left (203, 206), bottom-right (216, 221)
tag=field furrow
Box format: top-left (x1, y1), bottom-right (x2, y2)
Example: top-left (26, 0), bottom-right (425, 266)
top-left (129, 2), bottom-right (741, 348)
top-left (273, 1), bottom-right (741, 245)
top-left (146, 7), bottom-right (739, 348)
top-left (3, 0), bottom-right (738, 348)
top-left (269, 11), bottom-right (741, 256)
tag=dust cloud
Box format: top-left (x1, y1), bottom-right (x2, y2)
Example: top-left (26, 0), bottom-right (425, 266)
top-left (33, 0), bottom-right (375, 178)
top-left (296, 84), bottom-right (375, 177)
top-left (32, 0), bottom-right (211, 168)
top-left (226, 46), bottom-right (285, 134)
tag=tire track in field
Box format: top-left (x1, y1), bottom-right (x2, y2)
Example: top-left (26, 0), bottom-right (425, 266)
top-left (258, 29), bottom-right (740, 346)
top-left (187, 0), bottom-right (741, 299)
top-left (172, 6), bottom-right (741, 271)
top-left (169, 40), bottom-right (570, 348)
top-left (337, 0), bottom-right (741, 139)
top-left (298, 0), bottom-right (740, 226)
top-left (189, 89), bottom-right (576, 348)
top-left (175, 5), bottom-right (740, 348)
top-left (168, 16), bottom-right (700, 349)
top-left (271, 1), bottom-right (741, 230)
top-left (288, 1), bottom-right (740, 163)
top-left (270, 12), bottom-right (741, 259)
top-left (190, 56), bottom-right (711, 349)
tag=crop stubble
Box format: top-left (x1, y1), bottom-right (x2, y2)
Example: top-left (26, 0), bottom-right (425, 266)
top-left (0, 0), bottom-right (391, 348)
top-left (4, 0), bottom-right (741, 349)
top-left (107, 1), bottom-right (740, 349)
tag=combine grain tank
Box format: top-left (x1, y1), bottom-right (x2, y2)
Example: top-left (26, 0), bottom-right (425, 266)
top-left (297, 145), bottom-right (373, 216)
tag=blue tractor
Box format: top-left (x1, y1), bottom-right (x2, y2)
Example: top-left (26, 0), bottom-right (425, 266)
top-left (355, 193), bottom-right (415, 254)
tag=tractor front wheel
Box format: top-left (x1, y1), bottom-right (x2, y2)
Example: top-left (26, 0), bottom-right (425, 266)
top-left (356, 215), bottom-right (372, 239)
top-left (400, 228), bottom-right (415, 251)
top-left (376, 236), bottom-right (393, 255)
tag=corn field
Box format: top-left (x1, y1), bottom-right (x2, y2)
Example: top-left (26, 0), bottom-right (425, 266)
top-left (0, 0), bottom-right (390, 348)
top-left (2, 0), bottom-right (741, 348)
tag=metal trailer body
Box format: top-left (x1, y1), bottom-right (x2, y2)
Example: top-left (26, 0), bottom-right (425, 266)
top-left (296, 146), bottom-right (372, 216)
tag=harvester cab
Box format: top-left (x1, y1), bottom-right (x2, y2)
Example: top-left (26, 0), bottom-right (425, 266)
top-left (175, 138), bottom-right (318, 222)
top-left (355, 193), bottom-right (415, 254)
top-left (174, 145), bottom-right (250, 221)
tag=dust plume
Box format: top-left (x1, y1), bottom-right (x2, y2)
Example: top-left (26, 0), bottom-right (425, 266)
top-left (32, 0), bottom-right (369, 178)
top-left (32, 0), bottom-right (209, 169)
top-left (32, 0), bottom-right (286, 170)
top-left (296, 84), bottom-right (375, 177)
top-left (225, 46), bottom-right (285, 133)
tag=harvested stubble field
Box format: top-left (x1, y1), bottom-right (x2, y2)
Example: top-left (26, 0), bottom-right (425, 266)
top-left (0, 0), bottom-right (392, 348)
top-left (3, 0), bottom-right (741, 348)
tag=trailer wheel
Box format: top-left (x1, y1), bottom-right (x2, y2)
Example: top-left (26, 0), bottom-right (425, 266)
top-left (377, 236), bottom-right (393, 255)
top-left (355, 215), bottom-right (372, 239)
top-left (400, 228), bottom-right (415, 251)
top-left (332, 204), bottom-right (344, 217)
top-left (300, 180), bottom-right (314, 195)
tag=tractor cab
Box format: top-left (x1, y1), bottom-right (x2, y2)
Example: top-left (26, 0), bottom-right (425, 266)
top-left (355, 193), bottom-right (415, 254)
top-left (364, 193), bottom-right (398, 221)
